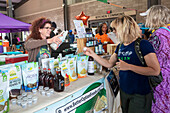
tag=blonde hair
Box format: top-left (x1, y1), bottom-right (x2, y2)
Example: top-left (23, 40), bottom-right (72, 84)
top-left (145, 5), bottom-right (170, 29)
top-left (110, 15), bottom-right (141, 43)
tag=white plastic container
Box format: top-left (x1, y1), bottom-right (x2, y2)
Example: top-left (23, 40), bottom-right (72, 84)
top-left (41, 90), bottom-right (45, 96)
top-left (11, 99), bottom-right (17, 105)
top-left (27, 99), bottom-right (32, 106)
top-left (17, 95), bottom-right (23, 100)
top-left (32, 96), bottom-right (38, 104)
top-left (22, 92), bottom-right (27, 97)
top-left (27, 94), bottom-right (32, 99)
top-left (49, 89), bottom-right (54, 94)
top-left (32, 89), bottom-right (37, 94)
top-left (46, 91), bottom-right (51, 97)
top-left (17, 100), bottom-right (22, 106)
top-left (39, 86), bottom-right (44, 90)
top-left (21, 101), bottom-right (27, 108)
top-left (44, 87), bottom-right (49, 91)
top-left (23, 97), bottom-right (28, 102)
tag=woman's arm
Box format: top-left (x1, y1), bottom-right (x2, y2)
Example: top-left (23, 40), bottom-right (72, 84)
top-left (84, 48), bottom-right (117, 68)
top-left (25, 39), bottom-right (48, 50)
top-left (117, 53), bottom-right (160, 76)
top-left (25, 35), bottom-right (62, 50)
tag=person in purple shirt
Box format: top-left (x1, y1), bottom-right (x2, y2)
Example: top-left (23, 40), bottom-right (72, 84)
top-left (145, 5), bottom-right (170, 113)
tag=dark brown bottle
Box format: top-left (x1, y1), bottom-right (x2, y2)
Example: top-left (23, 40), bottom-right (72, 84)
top-left (48, 68), bottom-right (54, 88)
top-left (39, 68), bottom-right (45, 87)
top-left (88, 56), bottom-right (94, 75)
top-left (54, 67), bottom-right (65, 92)
top-left (44, 68), bottom-right (50, 87)
top-left (43, 68), bottom-right (47, 87)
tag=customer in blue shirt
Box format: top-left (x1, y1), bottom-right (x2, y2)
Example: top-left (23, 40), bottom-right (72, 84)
top-left (84, 15), bottom-right (160, 113)
top-left (68, 30), bottom-right (75, 44)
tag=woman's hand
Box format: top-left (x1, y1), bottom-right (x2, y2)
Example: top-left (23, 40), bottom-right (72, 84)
top-left (116, 59), bottom-right (130, 71)
top-left (47, 35), bottom-right (62, 45)
top-left (83, 48), bottom-right (95, 57)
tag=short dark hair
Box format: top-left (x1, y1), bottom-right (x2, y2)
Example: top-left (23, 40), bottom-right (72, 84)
top-left (51, 22), bottom-right (57, 28)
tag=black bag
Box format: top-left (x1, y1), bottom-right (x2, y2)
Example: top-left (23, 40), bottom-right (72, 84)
top-left (107, 70), bottom-right (119, 97)
top-left (134, 38), bottom-right (163, 103)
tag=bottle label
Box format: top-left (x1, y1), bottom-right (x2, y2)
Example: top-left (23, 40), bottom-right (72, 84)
top-left (86, 43), bottom-right (89, 47)
top-left (91, 41), bottom-right (93, 46)
top-left (59, 79), bottom-right (64, 90)
top-left (99, 45), bottom-right (103, 53)
top-left (95, 46), bottom-right (99, 54)
top-left (88, 61), bottom-right (94, 73)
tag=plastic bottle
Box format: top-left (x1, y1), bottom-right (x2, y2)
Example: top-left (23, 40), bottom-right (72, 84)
top-left (88, 56), bottom-right (94, 75)
top-left (54, 67), bottom-right (65, 92)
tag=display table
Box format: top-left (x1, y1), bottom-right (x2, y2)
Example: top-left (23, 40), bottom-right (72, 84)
top-left (9, 73), bottom-right (106, 113)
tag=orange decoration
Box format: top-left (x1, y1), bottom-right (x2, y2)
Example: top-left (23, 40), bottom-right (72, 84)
top-left (75, 11), bottom-right (90, 26)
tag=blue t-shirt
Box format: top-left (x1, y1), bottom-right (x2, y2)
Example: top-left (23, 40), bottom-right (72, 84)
top-left (115, 39), bottom-right (155, 95)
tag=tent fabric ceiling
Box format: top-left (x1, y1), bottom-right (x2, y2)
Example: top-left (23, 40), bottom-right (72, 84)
top-left (0, 13), bottom-right (31, 33)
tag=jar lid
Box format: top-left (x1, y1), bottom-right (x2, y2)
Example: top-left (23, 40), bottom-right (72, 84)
top-left (32, 96), bottom-right (38, 101)
top-left (21, 101), bottom-right (27, 106)
top-left (22, 92), bottom-right (27, 97)
top-left (28, 99), bottom-right (32, 104)
top-left (27, 95), bottom-right (32, 99)
top-left (17, 95), bottom-right (23, 100)
top-left (23, 97), bottom-right (28, 101)
top-left (39, 86), bottom-right (44, 90)
top-left (44, 87), bottom-right (49, 91)
top-left (11, 99), bottom-right (17, 103)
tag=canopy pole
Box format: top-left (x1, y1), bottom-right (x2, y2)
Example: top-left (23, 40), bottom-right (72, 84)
top-left (6, 0), bottom-right (13, 18)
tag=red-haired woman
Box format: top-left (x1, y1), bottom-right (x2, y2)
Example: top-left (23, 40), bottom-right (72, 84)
top-left (25, 17), bottom-right (62, 62)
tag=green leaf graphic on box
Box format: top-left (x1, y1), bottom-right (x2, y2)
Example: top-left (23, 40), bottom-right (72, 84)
top-left (75, 82), bottom-right (106, 113)
top-left (2, 73), bottom-right (7, 82)
top-left (16, 66), bottom-right (20, 71)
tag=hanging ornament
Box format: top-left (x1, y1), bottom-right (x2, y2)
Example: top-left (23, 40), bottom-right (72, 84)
top-left (75, 11), bottom-right (90, 26)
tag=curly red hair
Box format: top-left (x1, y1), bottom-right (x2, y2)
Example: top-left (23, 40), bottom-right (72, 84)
top-left (26, 17), bottom-right (51, 41)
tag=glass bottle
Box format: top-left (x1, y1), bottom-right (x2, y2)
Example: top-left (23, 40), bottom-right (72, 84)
top-left (48, 68), bottom-right (54, 88)
top-left (43, 68), bottom-right (47, 87)
top-left (88, 56), bottom-right (94, 75)
top-left (54, 67), bottom-right (65, 92)
top-left (39, 68), bottom-right (45, 87)
top-left (86, 38), bottom-right (89, 47)
top-left (98, 39), bottom-right (103, 54)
